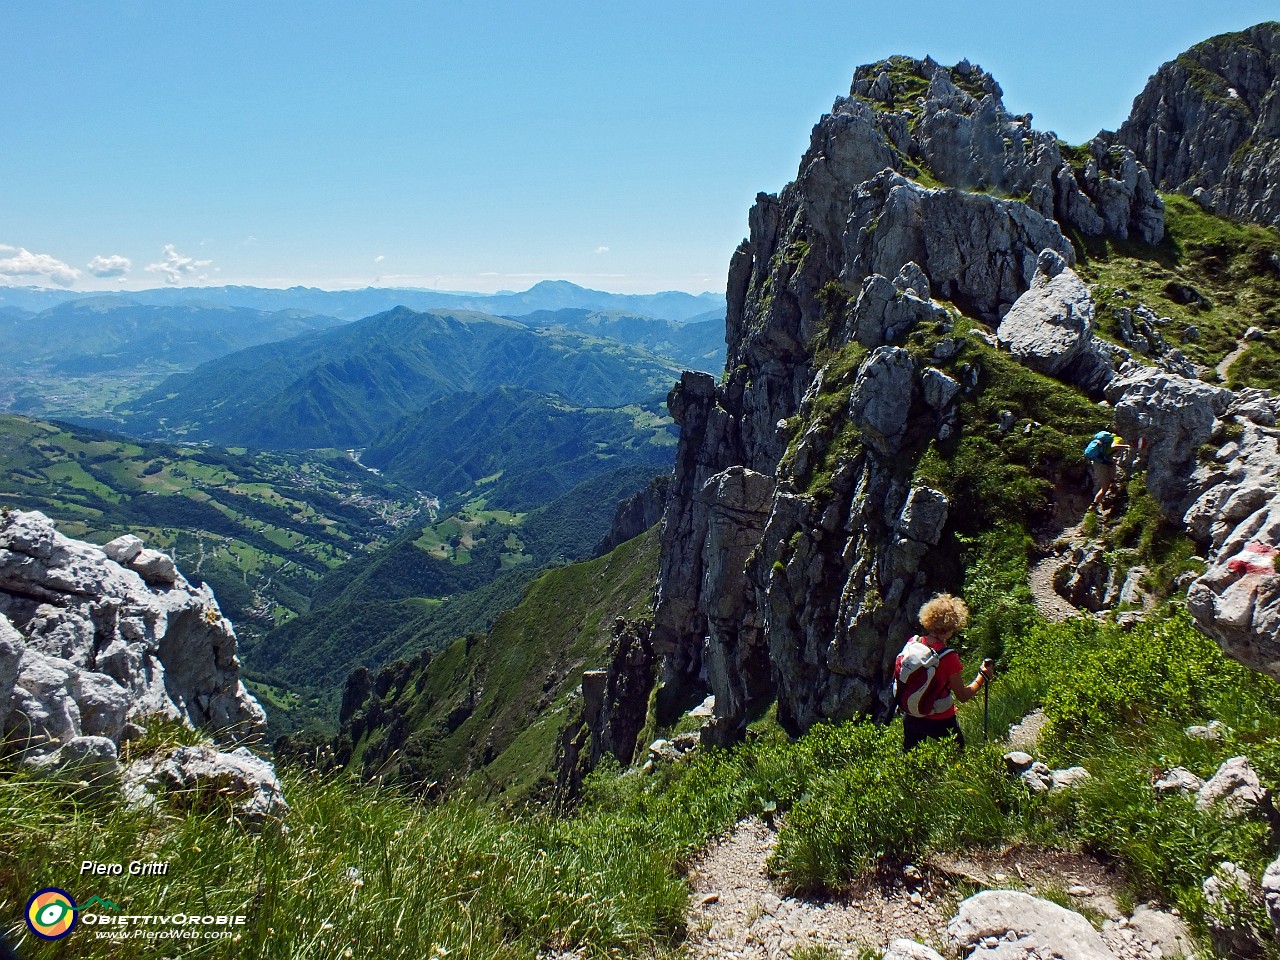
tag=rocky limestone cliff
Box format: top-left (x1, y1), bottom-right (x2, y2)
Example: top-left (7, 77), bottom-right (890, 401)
top-left (1115, 22), bottom-right (1280, 229)
top-left (596, 474), bottom-right (670, 556)
top-left (0, 509), bottom-right (277, 813)
top-left (639, 51), bottom-right (1280, 748)
top-left (1183, 389), bottom-right (1280, 679)
top-left (650, 56), bottom-right (1171, 741)
top-left (557, 618), bottom-right (656, 800)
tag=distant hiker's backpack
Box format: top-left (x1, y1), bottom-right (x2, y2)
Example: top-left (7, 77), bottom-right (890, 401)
top-left (1083, 431), bottom-right (1115, 462)
top-left (893, 636), bottom-right (953, 718)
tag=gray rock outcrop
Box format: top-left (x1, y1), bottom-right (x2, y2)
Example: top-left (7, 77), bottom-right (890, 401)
top-left (639, 49), bottom-right (1270, 748)
top-left (0, 510), bottom-right (276, 815)
top-left (1003, 752), bottom-right (1092, 795)
top-left (125, 744), bottom-right (287, 825)
top-left (1195, 755), bottom-right (1272, 816)
top-left (557, 618), bottom-right (656, 799)
top-left (650, 57), bottom-right (1119, 739)
top-left (1202, 861), bottom-right (1264, 957)
top-left (1095, 367), bottom-right (1280, 681)
top-left (1105, 367), bottom-right (1230, 515)
top-left (848, 264), bottom-right (949, 348)
top-left (996, 251), bottom-right (1097, 378)
top-left (841, 171), bottom-right (1076, 324)
top-left (596, 474), bottom-right (670, 556)
top-left (1183, 390), bottom-right (1280, 680)
top-left (884, 940), bottom-right (946, 960)
top-left (848, 57), bottom-right (1164, 244)
top-left (948, 890), bottom-right (1116, 960)
top-left (0, 510), bottom-right (265, 755)
top-left (1053, 543), bottom-right (1131, 613)
top-left (849, 347), bottom-right (915, 456)
top-left (1114, 22), bottom-right (1280, 229)
top-left (1263, 854), bottom-right (1280, 933)
top-left (1154, 767), bottom-right (1205, 795)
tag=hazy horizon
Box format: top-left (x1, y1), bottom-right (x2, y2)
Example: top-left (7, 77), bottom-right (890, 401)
top-left (0, 277), bottom-right (727, 300)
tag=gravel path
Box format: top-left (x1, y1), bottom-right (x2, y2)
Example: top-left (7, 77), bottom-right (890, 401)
top-left (685, 818), bottom-right (951, 959)
top-left (1028, 551), bottom-right (1082, 623)
top-left (682, 819), bottom-right (1194, 960)
top-left (1216, 342), bottom-right (1248, 381)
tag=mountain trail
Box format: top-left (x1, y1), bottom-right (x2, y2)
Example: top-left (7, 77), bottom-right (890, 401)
top-left (684, 817), bottom-right (953, 958)
top-left (1216, 342), bottom-right (1248, 382)
top-left (1027, 499), bottom-right (1089, 623)
top-left (1028, 550), bottom-right (1082, 623)
top-left (683, 817), bottom-right (1194, 959)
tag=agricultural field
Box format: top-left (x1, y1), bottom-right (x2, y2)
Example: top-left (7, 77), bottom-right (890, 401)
top-left (0, 414), bottom-right (430, 634)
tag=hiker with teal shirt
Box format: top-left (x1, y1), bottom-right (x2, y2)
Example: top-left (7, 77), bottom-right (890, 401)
top-left (1084, 430), bottom-right (1130, 515)
top-left (892, 594), bottom-right (994, 751)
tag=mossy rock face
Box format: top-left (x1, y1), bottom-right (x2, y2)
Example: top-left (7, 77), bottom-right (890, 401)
top-left (1115, 22), bottom-right (1280, 230)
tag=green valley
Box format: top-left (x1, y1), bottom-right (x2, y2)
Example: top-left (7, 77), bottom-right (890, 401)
top-left (118, 307), bottom-right (685, 449)
top-left (362, 386), bottom-right (677, 510)
top-left (0, 412), bottom-right (671, 738)
top-left (0, 414), bottom-right (426, 628)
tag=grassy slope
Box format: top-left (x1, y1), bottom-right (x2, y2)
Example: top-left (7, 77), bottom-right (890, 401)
top-left (344, 527), bottom-right (660, 800)
top-left (10, 606), bottom-right (1276, 960)
top-left (1076, 193), bottom-right (1280, 387)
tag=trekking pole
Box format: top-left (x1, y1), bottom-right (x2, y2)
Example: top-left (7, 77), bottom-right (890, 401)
top-left (982, 659), bottom-right (993, 743)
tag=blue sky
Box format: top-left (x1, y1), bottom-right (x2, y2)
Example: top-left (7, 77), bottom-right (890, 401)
top-left (1, 1), bottom-right (1275, 295)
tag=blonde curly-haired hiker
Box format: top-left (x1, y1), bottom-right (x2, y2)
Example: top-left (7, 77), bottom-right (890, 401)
top-left (892, 594), bottom-right (993, 751)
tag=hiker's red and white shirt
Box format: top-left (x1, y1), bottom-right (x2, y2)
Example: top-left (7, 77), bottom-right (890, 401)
top-left (917, 635), bottom-right (962, 720)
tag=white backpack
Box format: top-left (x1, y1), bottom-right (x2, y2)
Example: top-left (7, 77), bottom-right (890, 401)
top-left (893, 636), bottom-right (954, 718)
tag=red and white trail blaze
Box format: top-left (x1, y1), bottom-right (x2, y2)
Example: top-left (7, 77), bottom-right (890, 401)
top-left (1225, 542), bottom-right (1279, 578)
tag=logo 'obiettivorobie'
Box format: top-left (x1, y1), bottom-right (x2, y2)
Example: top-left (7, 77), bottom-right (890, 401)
top-left (26, 888), bottom-right (78, 941)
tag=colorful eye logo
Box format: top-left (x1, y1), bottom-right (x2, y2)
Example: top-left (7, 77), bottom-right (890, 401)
top-left (26, 888), bottom-right (78, 940)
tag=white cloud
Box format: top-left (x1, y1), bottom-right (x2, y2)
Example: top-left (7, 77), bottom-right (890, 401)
top-left (146, 244), bottom-right (213, 285)
top-left (87, 254), bottom-right (132, 278)
top-left (596, 246), bottom-right (610, 254)
top-left (0, 245), bottom-right (81, 286)
top-left (374, 255), bottom-right (385, 263)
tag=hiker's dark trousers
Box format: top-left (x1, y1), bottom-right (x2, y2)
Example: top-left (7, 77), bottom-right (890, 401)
top-left (903, 713), bottom-right (965, 751)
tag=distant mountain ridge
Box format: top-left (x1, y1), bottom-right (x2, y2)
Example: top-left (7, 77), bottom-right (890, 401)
top-left (0, 279), bottom-right (725, 323)
top-left (119, 307), bottom-right (685, 449)
top-left (0, 297), bottom-right (345, 374)
top-left (507, 308), bottom-right (724, 374)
